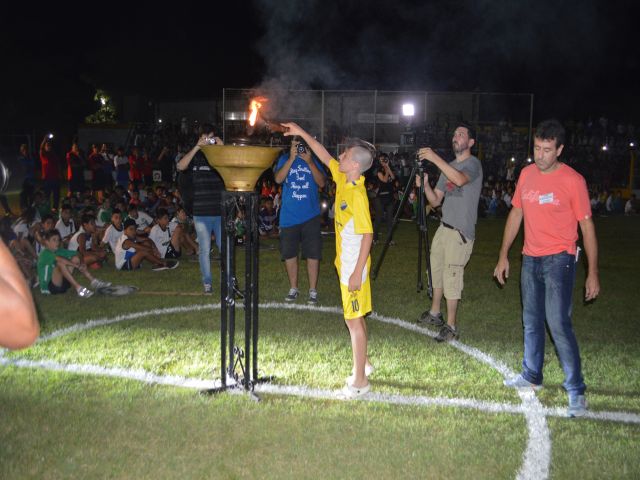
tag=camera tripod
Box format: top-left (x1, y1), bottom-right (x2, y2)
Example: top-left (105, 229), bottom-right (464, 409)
top-left (371, 162), bottom-right (433, 297)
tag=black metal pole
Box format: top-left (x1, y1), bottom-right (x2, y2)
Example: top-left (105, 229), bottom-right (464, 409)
top-left (251, 193), bottom-right (260, 381)
top-left (244, 193), bottom-right (252, 390)
top-left (219, 195), bottom-right (229, 387)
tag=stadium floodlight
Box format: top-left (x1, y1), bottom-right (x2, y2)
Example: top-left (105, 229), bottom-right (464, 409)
top-left (402, 103), bottom-right (415, 117)
top-left (158, 118), bottom-right (163, 124)
top-left (630, 142), bottom-right (635, 148)
top-left (511, 157), bottom-right (516, 163)
top-left (601, 145), bottom-right (608, 152)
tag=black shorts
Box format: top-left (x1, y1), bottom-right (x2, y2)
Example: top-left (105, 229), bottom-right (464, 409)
top-left (165, 244), bottom-right (181, 259)
top-left (279, 215), bottom-right (322, 261)
top-left (49, 278), bottom-right (71, 295)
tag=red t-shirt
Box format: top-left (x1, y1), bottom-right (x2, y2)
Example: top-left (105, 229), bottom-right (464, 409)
top-left (129, 155), bottom-right (143, 180)
top-left (40, 151), bottom-right (61, 180)
top-left (513, 163), bottom-right (591, 256)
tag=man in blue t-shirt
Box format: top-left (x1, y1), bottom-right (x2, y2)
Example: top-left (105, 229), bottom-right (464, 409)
top-left (274, 138), bottom-right (326, 304)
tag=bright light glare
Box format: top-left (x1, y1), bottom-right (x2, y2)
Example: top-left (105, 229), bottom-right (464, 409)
top-left (601, 145), bottom-right (608, 151)
top-left (527, 157), bottom-right (532, 163)
top-left (510, 157), bottom-right (515, 163)
top-left (402, 103), bottom-right (415, 117)
top-left (630, 142), bottom-right (635, 148)
top-left (100, 97), bottom-right (106, 106)
top-left (158, 118), bottom-right (163, 124)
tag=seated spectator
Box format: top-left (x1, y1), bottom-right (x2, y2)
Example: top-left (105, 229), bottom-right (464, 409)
top-left (101, 209), bottom-right (124, 252)
top-left (37, 229), bottom-right (111, 298)
top-left (114, 219), bottom-right (178, 271)
top-left (141, 188), bottom-right (160, 214)
top-left (127, 204), bottom-right (154, 235)
top-left (96, 198), bottom-right (112, 230)
top-left (68, 214), bottom-right (108, 267)
top-left (258, 197), bottom-right (278, 237)
top-left (33, 213), bottom-right (56, 256)
top-left (170, 206), bottom-right (199, 255)
top-left (149, 208), bottom-right (183, 260)
top-left (0, 217), bottom-right (36, 286)
top-left (129, 190), bottom-right (142, 208)
top-left (54, 204), bottom-right (76, 247)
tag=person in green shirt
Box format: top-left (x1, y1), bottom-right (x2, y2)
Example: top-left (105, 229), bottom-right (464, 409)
top-left (37, 229), bottom-right (110, 298)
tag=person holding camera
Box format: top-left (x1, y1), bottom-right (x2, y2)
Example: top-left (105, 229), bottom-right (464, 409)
top-left (274, 137), bottom-right (326, 304)
top-left (416, 122), bottom-right (483, 342)
top-left (176, 125), bottom-right (224, 294)
top-left (373, 153), bottom-right (396, 245)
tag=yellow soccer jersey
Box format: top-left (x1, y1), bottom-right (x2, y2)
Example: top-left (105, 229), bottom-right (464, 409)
top-left (329, 158), bottom-right (373, 286)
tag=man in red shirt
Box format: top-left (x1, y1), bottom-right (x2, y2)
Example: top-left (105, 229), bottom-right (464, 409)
top-left (40, 135), bottom-right (62, 211)
top-left (128, 146), bottom-right (143, 188)
top-left (494, 119), bottom-right (600, 418)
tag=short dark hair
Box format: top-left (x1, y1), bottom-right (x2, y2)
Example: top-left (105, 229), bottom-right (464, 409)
top-left (202, 123), bottom-right (215, 135)
top-left (128, 204), bottom-right (138, 212)
top-left (60, 204), bottom-right (71, 212)
top-left (455, 122), bottom-right (476, 141)
top-left (43, 229), bottom-right (62, 241)
top-left (156, 207), bottom-right (169, 219)
top-left (41, 214), bottom-right (54, 223)
top-left (123, 218), bottom-right (137, 229)
top-left (80, 214), bottom-right (95, 226)
top-left (112, 208), bottom-right (122, 216)
top-left (535, 119), bottom-right (565, 148)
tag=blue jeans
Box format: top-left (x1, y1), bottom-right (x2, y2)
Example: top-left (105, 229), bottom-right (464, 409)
top-left (520, 251), bottom-right (586, 396)
top-left (193, 215), bottom-right (222, 286)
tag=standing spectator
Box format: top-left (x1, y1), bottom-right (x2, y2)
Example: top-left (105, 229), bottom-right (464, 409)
top-left (66, 143), bottom-right (86, 198)
top-left (40, 135), bottom-right (62, 211)
top-left (495, 119), bottom-right (600, 418)
top-left (416, 122), bottom-right (483, 342)
top-left (373, 153), bottom-right (396, 245)
top-left (18, 144), bottom-right (36, 210)
top-left (100, 143), bottom-right (114, 189)
top-left (88, 145), bottom-right (106, 202)
top-left (176, 125), bottom-right (224, 294)
top-left (625, 193), bottom-right (637, 214)
top-left (128, 146), bottom-right (143, 188)
top-left (113, 146), bottom-right (129, 189)
top-left (273, 138), bottom-right (326, 304)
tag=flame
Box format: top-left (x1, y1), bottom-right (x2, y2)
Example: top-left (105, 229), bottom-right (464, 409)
top-left (248, 97), bottom-right (267, 127)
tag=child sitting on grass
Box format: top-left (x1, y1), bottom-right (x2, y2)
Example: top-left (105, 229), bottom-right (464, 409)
top-left (68, 214), bottom-right (108, 267)
top-left (115, 219), bottom-right (178, 271)
top-left (258, 196), bottom-right (278, 238)
top-left (101, 208), bottom-right (124, 253)
top-left (149, 208), bottom-right (182, 260)
top-left (283, 122), bottom-right (375, 399)
top-left (170, 206), bottom-right (199, 255)
top-left (37, 229), bottom-right (111, 298)
top-left (54, 204), bottom-right (76, 247)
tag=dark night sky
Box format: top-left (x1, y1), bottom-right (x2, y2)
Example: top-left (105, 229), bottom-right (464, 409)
top-left (1, 0), bottom-right (638, 132)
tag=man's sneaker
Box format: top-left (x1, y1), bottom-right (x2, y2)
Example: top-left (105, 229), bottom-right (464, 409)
top-left (338, 382), bottom-right (371, 400)
top-left (434, 324), bottom-right (458, 342)
top-left (503, 374), bottom-right (543, 391)
top-left (285, 288), bottom-right (299, 302)
top-left (77, 287), bottom-right (94, 298)
top-left (418, 310), bottom-right (445, 327)
top-left (204, 284), bottom-right (213, 295)
top-left (166, 260), bottom-right (179, 270)
top-left (346, 364), bottom-right (375, 385)
top-left (568, 394), bottom-right (587, 418)
top-left (307, 289), bottom-right (318, 305)
top-left (90, 279), bottom-right (112, 289)
top-left (152, 263), bottom-right (169, 272)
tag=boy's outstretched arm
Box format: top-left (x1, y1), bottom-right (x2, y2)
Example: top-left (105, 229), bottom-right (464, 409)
top-left (281, 123), bottom-right (333, 167)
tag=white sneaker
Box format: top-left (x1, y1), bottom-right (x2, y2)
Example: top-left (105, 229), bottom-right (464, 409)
top-left (91, 279), bottom-right (112, 289)
top-left (338, 382), bottom-right (371, 400)
top-left (77, 287), bottom-right (94, 298)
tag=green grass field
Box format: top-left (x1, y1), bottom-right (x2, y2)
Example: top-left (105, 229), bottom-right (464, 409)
top-left (1, 215), bottom-right (639, 479)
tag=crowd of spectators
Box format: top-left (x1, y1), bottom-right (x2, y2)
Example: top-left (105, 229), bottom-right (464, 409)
top-left (0, 116), bottom-right (637, 298)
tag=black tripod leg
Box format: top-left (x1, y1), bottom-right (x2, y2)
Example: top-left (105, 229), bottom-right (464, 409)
top-left (372, 164), bottom-right (419, 280)
top-left (421, 198), bottom-right (434, 299)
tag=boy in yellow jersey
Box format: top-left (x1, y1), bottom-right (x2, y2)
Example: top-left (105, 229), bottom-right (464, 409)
top-left (282, 122), bottom-right (375, 399)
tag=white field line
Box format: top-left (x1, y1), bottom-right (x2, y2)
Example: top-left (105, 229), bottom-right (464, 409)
top-left (4, 301), bottom-right (634, 480)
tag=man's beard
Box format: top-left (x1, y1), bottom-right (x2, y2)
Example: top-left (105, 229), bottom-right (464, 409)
top-left (452, 141), bottom-right (467, 154)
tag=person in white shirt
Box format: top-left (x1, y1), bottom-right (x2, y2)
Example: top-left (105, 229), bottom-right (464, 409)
top-left (68, 214), bottom-right (108, 266)
top-left (101, 209), bottom-right (124, 252)
top-left (127, 204), bottom-right (153, 235)
top-left (115, 219), bottom-right (178, 271)
top-left (54, 204), bottom-right (76, 246)
top-left (148, 208), bottom-right (182, 259)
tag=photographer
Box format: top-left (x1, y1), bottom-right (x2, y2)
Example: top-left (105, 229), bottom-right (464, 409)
top-left (373, 153), bottom-right (396, 245)
top-left (416, 122), bottom-right (482, 342)
top-left (274, 137), bottom-right (326, 304)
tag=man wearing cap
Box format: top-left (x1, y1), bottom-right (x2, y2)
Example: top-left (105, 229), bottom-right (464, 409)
top-left (416, 122), bottom-right (483, 342)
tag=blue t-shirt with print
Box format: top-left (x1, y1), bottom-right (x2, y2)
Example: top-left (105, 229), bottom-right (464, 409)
top-left (276, 153), bottom-right (324, 228)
